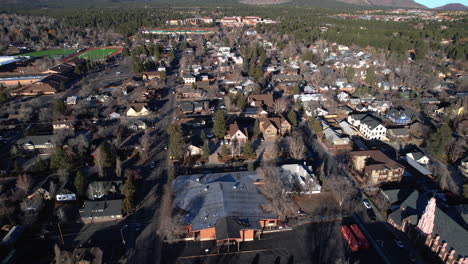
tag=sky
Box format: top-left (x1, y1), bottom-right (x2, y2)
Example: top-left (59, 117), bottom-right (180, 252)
top-left (414, 0), bottom-right (468, 8)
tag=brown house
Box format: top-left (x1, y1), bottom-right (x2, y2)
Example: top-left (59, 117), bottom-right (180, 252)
top-left (350, 150), bottom-right (404, 186)
top-left (259, 116), bottom-right (291, 141)
top-left (248, 94), bottom-right (275, 110)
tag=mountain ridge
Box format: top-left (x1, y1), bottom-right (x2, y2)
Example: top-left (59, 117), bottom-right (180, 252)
top-left (433, 3), bottom-right (468, 11)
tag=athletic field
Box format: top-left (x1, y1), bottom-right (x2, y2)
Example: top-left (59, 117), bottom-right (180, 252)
top-left (21, 49), bottom-right (77, 58)
top-left (63, 47), bottom-right (123, 62)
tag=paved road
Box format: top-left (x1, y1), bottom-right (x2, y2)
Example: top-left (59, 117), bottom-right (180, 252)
top-left (124, 42), bottom-right (182, 264)
top-left (298, 123), bottom-right (420, 264)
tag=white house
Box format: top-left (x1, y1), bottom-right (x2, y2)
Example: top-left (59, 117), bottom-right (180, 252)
top-left (359, 115), bottom-right (387, 140)
top-left (337, 91), bottom-right (350, 102)
top-left (126, 103), bottom-right (150, 117)
top-left (183, 74), bottom-right (196, 84)
top-left (406, 152), bottom-right (430, 165)
top-left (279, 164), bottom-right (321, 194)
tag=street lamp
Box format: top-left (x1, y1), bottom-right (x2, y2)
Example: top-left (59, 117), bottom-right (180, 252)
top-left (120, 225), bottom-right (128, 245)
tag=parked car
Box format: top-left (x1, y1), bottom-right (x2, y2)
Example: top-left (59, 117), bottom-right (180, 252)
top-left (363, 199), bottom-right (372, 209)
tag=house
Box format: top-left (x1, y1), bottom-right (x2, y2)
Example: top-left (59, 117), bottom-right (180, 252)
top-left (323, 127), bottom-right (351, 146)
top-left (129, 120), bottom-right (148, 131)
top-left (180, 102), bottom-right (194, 114)
top-left (248, 94), bottom-right (275, 109)
top-left (358, 115), bottom-right (387, 140)
top-left (337, 91), bottom-right (350, 102)
top-left (143, 71), bottom-right (161, 80)
top-left (15, 135), bottom-right (54, 152)
top-left (87, 180), bottom-right (122, 200)
top-left (368, 101), bottom-right (391, 113)
top-left (187, 137), bottom-right (203, 156)
top-left (109, 112), bottom-right (121, 120)
top-left (52, 116), bottom-right (75, 130)
top-left (224, 122), bottom-right (249, 144)
top-left (126, 103), bottom-right (150, 117)
top-left (279, 164), bottom-right (321, 194)
top-left (350, 150), bottom-right (404, 185)
top-left (259, 117), bottom-right (291, 141)
top-left (388, 192), bottom-right (468, 264)
top-left (66, 96), bottom-right (78, 105)
top-left (55, 182), bottom-right (77, 202)
top-left (183, 74), bottom-right (196, 84)
top-left (406, 152), bottom-right (430, 165)
top-left (79, 200), bottom-right (123, 224)
top-left (178, 87), bottom-right (207, 99)
top-left (386, 108), bottom-right (413, 125)
top-left (242, 107), bottom-right (268, 118)
top-left (173, 171), bottom-right (277, 242)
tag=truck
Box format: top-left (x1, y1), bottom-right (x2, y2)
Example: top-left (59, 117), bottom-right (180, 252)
top-left (341, 225), bottom-right (359, 252)
top-left (350, 224), bottom-right (370, 250)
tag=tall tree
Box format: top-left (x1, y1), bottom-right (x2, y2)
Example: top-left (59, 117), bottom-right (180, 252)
top-left (202, 140), bottom-right (210, 159)
top-left (167, 124), bottom-right (184, 160)
top-left (287, 109), bottom-right (298, 127)
top-left (213, 110), bottom-right (226, 139)
top-left (253, 119), bottom-right (260, 138)
top-left (74, 171), bottom-right (87, 197)
top-left (122, 179), bottom-right (136, 215)
top-left (243, 140), bottom-right (254, 158)
top-left (53, 98), bottom-right (66, 116)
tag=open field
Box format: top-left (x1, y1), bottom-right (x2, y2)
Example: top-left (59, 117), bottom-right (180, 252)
top-left (63, 47), bottom-right (123, 61)
top-left (20, 49), bottom-right (77, 58)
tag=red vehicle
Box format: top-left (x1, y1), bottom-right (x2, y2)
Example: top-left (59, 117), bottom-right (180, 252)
top-left (350, 224), bottom-right (370, 250)
top-left (341, 225), bottom-right (359, 252)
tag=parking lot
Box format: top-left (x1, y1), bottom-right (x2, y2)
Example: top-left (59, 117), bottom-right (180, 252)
top-left (161, 219), bottom-right (385, 264)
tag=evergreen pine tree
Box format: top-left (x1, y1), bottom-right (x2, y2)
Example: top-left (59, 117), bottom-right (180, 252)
top-left (213, 110), bottom-right (226, 139)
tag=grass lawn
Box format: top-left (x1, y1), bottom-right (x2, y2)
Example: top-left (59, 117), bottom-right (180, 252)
top-left (76, 48), bottom-right (121, 61)
top-left (20, 49), bottom-right (77, 58)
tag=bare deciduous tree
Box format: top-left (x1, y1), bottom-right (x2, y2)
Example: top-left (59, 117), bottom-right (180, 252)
top-left (273, 98), bottom-right (289, 114)
top-left (139, 129), bottom-right (154, 160)
top-left (20, 196), bottom-right (43, 225)
top-left (67, 134), bottom-right (90, 157)
top-left (158, 184), bottom-right (186, 242)
top-left (287, 133), bottom-right (306, 160)
top-left (257, 166), bottom-right (297, 219)
top-left (326, 174), bottom-right (357, 210)
top-left (16, 174), bottom-right (32, 194)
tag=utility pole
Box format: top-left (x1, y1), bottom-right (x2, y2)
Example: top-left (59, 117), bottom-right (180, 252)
top-left (57, 223), bottom-right (65, 245)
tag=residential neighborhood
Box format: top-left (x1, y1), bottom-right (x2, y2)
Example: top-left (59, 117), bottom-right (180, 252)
top-left (0, 3), bottom-right (467, 264)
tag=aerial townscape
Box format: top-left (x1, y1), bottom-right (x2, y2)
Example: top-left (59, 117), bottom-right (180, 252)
top-left (0, 0), bottom-right (467, 263)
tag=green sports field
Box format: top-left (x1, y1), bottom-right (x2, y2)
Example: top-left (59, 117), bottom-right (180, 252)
top-left (76, 48), bottom-right (121, 61)
top-left (20, 49), bottom-right (77, 58)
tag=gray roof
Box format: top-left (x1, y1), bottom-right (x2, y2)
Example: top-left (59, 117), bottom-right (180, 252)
top-left (361, 115), bottom-right (382, 130)
top-left (173, 171), bottom-right (273, 231)
top-left (80, 200), bottom-right (122, 218)
top-left (381, 188), bottom-right (412, 204)
top-left (432, 207), bottom-right (468, 258)
top-left (388, 190), bottom-right (427, 226)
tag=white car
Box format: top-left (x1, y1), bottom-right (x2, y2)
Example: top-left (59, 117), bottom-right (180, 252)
top-left (363, 199), bottom-right (372, 209)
